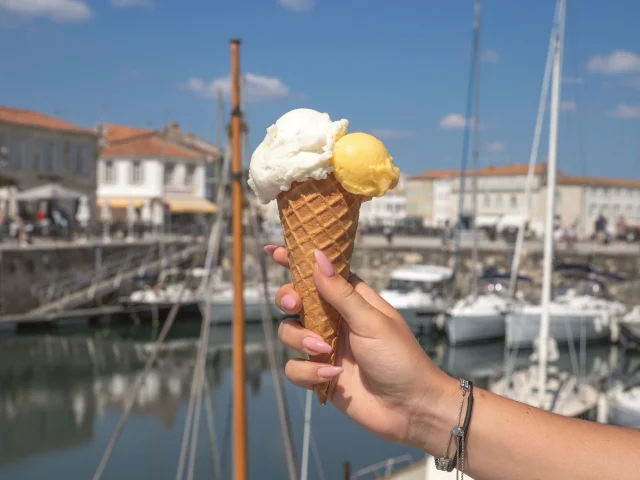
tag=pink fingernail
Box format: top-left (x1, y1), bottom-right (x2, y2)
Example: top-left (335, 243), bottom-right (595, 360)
top-left (317, 366), bottom-right (343, 378)
top-left (302, 336), bottom-right (331, 354)
top-left (314, 250), bottom-right (335, 277)
top-left (281, 295), bottom-right (297, 310)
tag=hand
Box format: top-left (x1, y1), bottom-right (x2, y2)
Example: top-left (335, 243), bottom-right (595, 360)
top-left (266, 245), bottom-right (451, 448)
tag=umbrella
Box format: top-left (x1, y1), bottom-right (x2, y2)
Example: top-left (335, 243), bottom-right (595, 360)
top-left (100, 201), bottom-right (113, 223)
top-left (16, 183), bottom-right (84, 201)
top-left (141, 200), bottom-right (152, 224)
top-left (126, 201), bottom-right (138, 225)
top-left (76, 196), bottom-right (91, 225)
top-left (152, 201), bottom-right (164, 227)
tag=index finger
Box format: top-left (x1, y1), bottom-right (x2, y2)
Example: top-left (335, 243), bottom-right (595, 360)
top-left (264, 245), bottom-right (290, 269)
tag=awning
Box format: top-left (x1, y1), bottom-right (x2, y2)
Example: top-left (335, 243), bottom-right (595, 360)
top-left (16, 183), bottom-right (84, 201)
top-left (166, 198), bottom-right (216, 214)
top-left (97, 198), bottom-right (148, 209)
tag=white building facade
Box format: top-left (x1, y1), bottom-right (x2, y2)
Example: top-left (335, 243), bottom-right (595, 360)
top-left (97, 124), bottom-right (215, 224)
top-left (359, 173), bottom-right (407, 227)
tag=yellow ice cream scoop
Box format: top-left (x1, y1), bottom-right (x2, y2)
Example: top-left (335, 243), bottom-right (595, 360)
top-left (331, 132), bottom-right (400, 198)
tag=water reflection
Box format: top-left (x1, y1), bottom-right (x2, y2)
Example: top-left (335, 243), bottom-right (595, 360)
top-left (0, 320), bottom-right (635, 479)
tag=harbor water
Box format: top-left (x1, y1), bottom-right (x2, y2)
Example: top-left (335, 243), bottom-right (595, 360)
top-left (0, 315), bottom-right (635, 479)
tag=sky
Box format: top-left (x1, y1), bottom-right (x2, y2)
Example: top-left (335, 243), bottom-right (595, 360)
top-left (0, 0), bottom-right (639, 180)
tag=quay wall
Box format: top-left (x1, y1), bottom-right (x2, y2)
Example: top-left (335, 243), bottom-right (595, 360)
top-left (1, 238), bottom-right (639, 316)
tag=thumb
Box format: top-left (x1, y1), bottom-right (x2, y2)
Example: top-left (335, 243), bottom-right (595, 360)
top-left (312, 250), bottom-right (389, 338)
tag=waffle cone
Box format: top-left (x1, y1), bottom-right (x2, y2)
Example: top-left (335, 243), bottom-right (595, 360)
top-left (277, 174), bottom-right (361, 405)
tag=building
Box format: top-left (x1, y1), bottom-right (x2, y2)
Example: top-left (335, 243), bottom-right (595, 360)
top-left (0, 106), bottom-right (99, 215)
top-left (446, 163), bottom-right (640, 237)
top-left (97, 124), bottom-right (216, 226)
top-left (161, 122), bottom-right (223, 202)
top-left (562, 176), bottom-right (640, 236)
top-left (359, 173), bottom-right (407, 227)
top-left (405, 170), bottom-right (458, 227)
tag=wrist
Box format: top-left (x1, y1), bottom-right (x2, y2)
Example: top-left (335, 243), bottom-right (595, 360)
top-left (406, 370), bottom-right (461, 456)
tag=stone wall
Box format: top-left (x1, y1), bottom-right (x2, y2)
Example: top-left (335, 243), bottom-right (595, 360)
top-left (252, 243), bottom-right (640, 308)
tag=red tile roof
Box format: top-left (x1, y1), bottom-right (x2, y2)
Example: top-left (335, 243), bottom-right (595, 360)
top-left (410, 169), bottom-right (460, 179)
top-left (100, 123), bottom-right (203, 159)
top-left (0, 106), bottom-right (95, 135)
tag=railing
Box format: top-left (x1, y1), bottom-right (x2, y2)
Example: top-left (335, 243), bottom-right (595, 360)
top-left (350, 455), bottom-right (413, 479)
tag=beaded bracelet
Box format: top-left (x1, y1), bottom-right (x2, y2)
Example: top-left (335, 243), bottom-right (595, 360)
top-left (435, 379), bottom-right (474, 479)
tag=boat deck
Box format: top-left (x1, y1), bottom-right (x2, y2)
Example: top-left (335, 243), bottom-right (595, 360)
top-left (620, 322), bottom-right (640, 350)
top-left (387, 458), bottom-right (475, 479)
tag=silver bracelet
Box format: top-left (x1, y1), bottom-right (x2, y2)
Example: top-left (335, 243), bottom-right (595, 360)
top-left (435, 379), bottom-right (472, 479)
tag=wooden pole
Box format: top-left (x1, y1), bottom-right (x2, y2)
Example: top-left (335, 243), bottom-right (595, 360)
top-left (230, 38), bottom-right (248, 480)
top-left (343, 462), bottom-right (351, 480)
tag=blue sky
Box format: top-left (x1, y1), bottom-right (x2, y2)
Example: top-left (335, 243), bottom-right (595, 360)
top-left (0, 0), bottom-right (639, 179)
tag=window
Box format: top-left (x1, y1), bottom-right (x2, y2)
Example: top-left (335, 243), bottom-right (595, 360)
top-left (104, 160), bottom-right (115, 184)
top-left (588, 203), bottom-right (597, 215)
top-left (68, 144), bottom-right (80, 174)
top-left (614, 204), bottom-right (621, 214)
top-left (164, 163), bottom-right (175, 185)
top-left (53, 141), bottom-right (63, 173)
top-left (496, 195), bottom-right (503, 208)
top-left (81, 144), bottom-right (95, 175)
top-left (626, 204), bottom-right (633, 214)
top-left (483, 194), bottom-right (491, 207)
top-left (40, 140), bottom-right (55, 172)
top-left (510, 195), bottom-right (518, 209)
top-left (185, 165), bottom-right (196, 186)
top-left (131, 161), bottom-right (143, 185)
top-left (23, 138), bottom-right (31, 170)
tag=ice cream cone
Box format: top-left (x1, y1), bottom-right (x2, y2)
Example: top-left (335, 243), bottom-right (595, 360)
top-left (277, 174), bottom-right (361, 405)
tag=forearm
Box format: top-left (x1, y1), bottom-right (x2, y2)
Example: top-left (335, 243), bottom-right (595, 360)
top-left (413, 373), bottom-right (640, 480)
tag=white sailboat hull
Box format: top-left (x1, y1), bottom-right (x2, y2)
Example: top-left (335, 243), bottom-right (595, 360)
top-left (445, 314), bottom-right (505, 345)
top-left (506, 310), bottom-right (609, 348)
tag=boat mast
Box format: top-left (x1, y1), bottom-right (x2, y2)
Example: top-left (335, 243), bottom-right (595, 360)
top-left (538, 0), bottom-right (565, 408)
top-left (230, 39), bottom-right (248, 480)
top-left (470, 0), bottom-right (481, 299)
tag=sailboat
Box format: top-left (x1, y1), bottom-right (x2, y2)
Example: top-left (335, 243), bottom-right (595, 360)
top-left (443, 0), bottom-right (527, 346)
top-left (489, 0), bottom-right (598, 419)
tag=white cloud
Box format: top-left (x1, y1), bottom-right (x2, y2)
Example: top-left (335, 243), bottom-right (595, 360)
top-left (563, 76), bottom-right (585, 85)
top-left (587, 50), bottom-right (640, 74)
top-left (480, 49), bottom-right (499, 63)
top-left (278, 0), bottom-right (314, 12)
top-left (606, 104), bottom-right (640, 119)
top-left (183, 73), bottom-right (292, 103)
top-left (439, 113), bottom-right (479, 130)
top-left (560, 100), bottom-right (577, 112)
top-left (369, 129), bottom-right (413, 139)
top-left (0, 0), bottom-right (91, 21)
top-left (486, 141), bottom-right (507, 153)
top-left (111, 0), bottom-right (154, 7)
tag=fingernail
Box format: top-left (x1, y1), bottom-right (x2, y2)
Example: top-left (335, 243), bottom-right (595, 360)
top-left (281, 295), bottom-right (297, 310)
top-left (314, 250), bottom-right (335, 277)
top-left (302, 336), bottom-right (331, 354)
top-left (317, 366), bottom-right (343, 378)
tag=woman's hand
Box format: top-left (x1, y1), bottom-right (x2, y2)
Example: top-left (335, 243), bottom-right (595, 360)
top-left (266, 245), bottom-right (452, 448)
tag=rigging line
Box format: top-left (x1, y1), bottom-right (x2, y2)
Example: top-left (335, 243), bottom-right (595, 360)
top-left (203, 374), bottom-right (223, 479)
top-left (507, 0), bottom-right (558, 299)
top-left (470, 0), bottom-right (481, 300)
top-left (247, 193), bottom-right (300, 480)
top-left (91, 246), bottom-right (205, 480)
top-left (449, 0), bottom-right (481, 299)
top-left (178, 151), bottom-right (233, 480)
top-left (505, 1), bottom-right (559, 378)
top-left (294, 388), bottom-right (327, 480)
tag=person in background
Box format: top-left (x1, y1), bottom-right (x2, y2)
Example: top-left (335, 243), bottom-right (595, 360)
top-left (595, 213), bottom-right (607, 245)
top-left (266, 245), bottom-right (640, 480)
